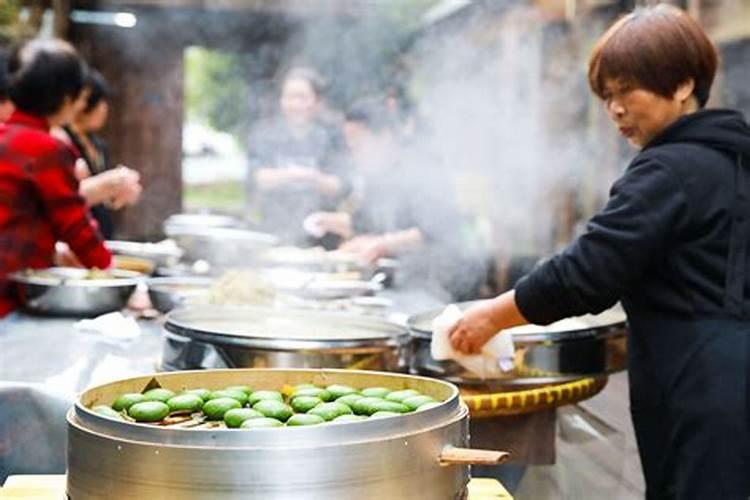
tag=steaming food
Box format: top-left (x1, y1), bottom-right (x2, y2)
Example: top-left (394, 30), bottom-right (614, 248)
top-left (201, 270), bottom-right (276, 306)
top-left (94, 384), bottom-right (443, 428)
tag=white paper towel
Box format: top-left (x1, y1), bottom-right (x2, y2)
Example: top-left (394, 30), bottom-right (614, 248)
top-left (431, 304), bottom-right (514, 378)
top-left (74, 312), bottom-right (141, 341)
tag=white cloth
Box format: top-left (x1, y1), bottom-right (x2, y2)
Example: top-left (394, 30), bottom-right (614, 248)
top-left (431, 304), bottom-right (515, 378)
top-left (302, 213), bottom-right (327, 238)
top-left (74, 311), bottom-right (141, 341)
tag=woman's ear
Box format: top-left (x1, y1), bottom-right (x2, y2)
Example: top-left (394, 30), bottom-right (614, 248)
top-left (674, 79), bottom-right (695, 102)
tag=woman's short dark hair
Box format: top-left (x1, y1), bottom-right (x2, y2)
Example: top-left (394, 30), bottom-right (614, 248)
top-left (83, 69), bottom-right (111, 113)
top-left (282, 66), bottom-right (325, 97)
top-left (8, 38), bottom-right (86, 116)
top-left (345, 97), bottom-right (396, 133)
top-left (588, 4), bottom-right (718, 107)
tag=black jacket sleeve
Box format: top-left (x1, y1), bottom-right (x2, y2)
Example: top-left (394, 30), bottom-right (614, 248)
top-left (515, 156), bottom-right (688, 324)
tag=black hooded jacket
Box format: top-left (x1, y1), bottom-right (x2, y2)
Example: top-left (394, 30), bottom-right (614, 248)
top-left (516, 109), bottom-right (750, 324)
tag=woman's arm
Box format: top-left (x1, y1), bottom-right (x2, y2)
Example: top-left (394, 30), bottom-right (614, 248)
top-left (450, 156), bottom-right (687, 354)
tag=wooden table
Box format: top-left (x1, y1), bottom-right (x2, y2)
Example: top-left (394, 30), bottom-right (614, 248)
top-left (1, 475), bottom-right (513, 499)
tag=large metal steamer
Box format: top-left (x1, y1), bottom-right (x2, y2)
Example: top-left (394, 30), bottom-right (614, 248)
top-left (67, 368), bottom-right (504, 499)
top-left (409, 303), bottom-right (628, 385)
top-left (161, 305), bottom-right (410, 372)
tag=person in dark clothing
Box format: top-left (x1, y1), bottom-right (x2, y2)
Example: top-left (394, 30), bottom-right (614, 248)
top-left (57, 70), bottom-right (141, 238)
top-left (306, 97), bottom-right (482, 297)
top-left (245, 67), bottom-right (349, 245)
top-left (449, 5), bottom-right (750, 499)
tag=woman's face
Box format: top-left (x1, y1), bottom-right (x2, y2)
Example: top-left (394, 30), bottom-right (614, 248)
top-left (0, 99), bottom-right (14, 122)
top-left (344, 121), bottom-right (392, 172)
top-left (280, 77), bottom-right (318, 126)
top-left (81, 100), bottom-right (109, 132)
top-left (73, 87), bottom-right (91, 116)
top-left (602, 79), bottom-right (695, 148)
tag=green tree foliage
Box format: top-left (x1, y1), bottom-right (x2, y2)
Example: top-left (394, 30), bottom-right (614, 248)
top-left (184, 46), bottom-right (249, 142)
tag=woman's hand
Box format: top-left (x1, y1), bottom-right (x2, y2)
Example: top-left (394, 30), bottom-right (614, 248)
top-left (339, 234), bottom-right (389, 264)
top-left (303, 212), bottom-right (352, 239)
top-left (255, 166), bottom-right (316, 191)
top-left (448, 291), bottom-right (528, 354)
top-left (79, 166), bottom-right (141, 208)
top-left (53, 242), bottom-right (83, 268)
top-left (105, 166), bottom-right (142, 209)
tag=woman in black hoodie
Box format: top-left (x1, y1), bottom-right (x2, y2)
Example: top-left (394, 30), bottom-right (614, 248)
top-left (449, 5), bottom-right (750, 499)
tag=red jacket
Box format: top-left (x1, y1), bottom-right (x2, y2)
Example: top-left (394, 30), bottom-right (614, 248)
top-left (0, 111), bottom-right (112, 316)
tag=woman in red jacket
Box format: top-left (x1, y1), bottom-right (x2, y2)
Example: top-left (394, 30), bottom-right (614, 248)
top-left (0, 39), bottom-right (111, 316)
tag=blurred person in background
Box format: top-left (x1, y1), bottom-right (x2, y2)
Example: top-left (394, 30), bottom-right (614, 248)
top-left (449, 6), bottom-right (750, 498)
top-left (0, 39), bottom-right (111, 317)
top-left (56, 69), bottom-right (141, 239)
top-left (245, 66), bottom-right (349, 245)
top-left (306, 97), bottom-right (485, 299)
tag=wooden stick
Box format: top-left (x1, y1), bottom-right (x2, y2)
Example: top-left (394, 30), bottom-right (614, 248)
top-left (438, 446), bottom-right (510, 466)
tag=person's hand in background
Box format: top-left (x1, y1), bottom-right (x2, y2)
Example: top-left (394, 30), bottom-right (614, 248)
top-left (303, 212), bottom-right (353, 239)
top-left (79, 166), bottom-right (141, 209)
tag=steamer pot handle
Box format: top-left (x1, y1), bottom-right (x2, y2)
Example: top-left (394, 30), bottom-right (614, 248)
top-left (438, 446), bottom-right (510, 466)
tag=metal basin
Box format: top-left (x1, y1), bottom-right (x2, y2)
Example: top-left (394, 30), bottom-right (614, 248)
top-left (408, 302), bottom-right (628, 385)
top-left (9, 267), bottom-right (140, 317)
top-left (161, 305), bottom-right (410, 372)
top-left (67, 368), bottom-right (499, 499)
top-left (146, 276), bottom-right (215, 313)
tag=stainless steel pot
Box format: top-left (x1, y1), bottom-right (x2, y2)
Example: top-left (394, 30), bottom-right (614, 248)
top-left (67, 368), bottom-right (506, 499)
top-left (408, 302), bottom-right (628, 385)
top-left (9, 267), bottom-right (140, 317)
top-left (146, 276), bottom-right (215, 313)
top-left (161, 305), bottom-right (410, 372)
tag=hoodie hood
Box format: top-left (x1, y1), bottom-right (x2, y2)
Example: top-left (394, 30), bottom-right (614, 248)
top-left (645, 109), bottom-right (750, 156)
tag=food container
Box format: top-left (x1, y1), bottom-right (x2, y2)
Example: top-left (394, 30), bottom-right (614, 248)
top-left (9, 267), bottom-right (141, 317)
top-left (146, 277), bottom-right (215, 313)
top-left (67, 368), bottom-right (507, 499)
top-left (161, 305), bottom-right (410, 372)
top-left (408, 303), bottom-right (628, 385)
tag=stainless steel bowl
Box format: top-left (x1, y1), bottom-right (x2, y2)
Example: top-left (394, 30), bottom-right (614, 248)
top-left (67, 368), bottom-right (504, 499)
top-left (9, 267), bottom-right (141, 317)
top-left (408, 302), bottom-right (628, 385)
top-left (146, 276), bottom-right (215, 313)
top-left (161, 305), bottom-right (410, 372)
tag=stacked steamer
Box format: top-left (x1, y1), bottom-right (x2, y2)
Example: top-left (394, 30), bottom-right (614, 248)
top-left (67, 369), bottom-right (507, 499)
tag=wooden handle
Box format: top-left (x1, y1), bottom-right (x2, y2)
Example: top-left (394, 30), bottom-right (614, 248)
top-left (438, 446), bottom-right (510, 466)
